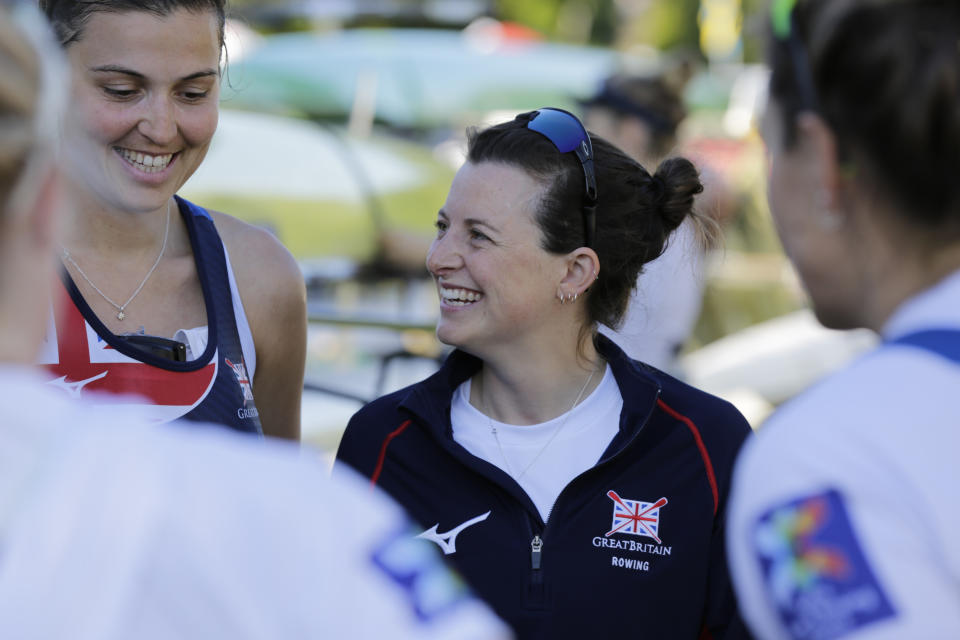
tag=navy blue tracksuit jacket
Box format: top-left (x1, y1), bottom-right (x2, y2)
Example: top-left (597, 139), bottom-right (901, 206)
top-left (336, 336), bottom-right (753, 639)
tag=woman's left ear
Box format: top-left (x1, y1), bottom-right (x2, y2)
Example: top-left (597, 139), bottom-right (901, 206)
top-left (797, 112), bottom-right (842, 213)
top-left (559, 247), bottom-right (600, 296)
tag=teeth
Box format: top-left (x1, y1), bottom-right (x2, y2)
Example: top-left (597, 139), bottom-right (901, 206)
top-left (118, 148), bottom-right (173, 173)
top-left (441, 287), bottom-right (482, 303)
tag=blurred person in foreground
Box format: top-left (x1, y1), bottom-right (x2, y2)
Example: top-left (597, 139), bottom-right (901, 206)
top-left (336, 108), bottom-right (753, 638)
top-left (0, 4), bottom-right (511, 639)
top-left (726, 0), bottom-right (960, 638)
top-left (583, 69), bottom-right (735, 374)
top-left (36, 0), bottom-right (305, 440)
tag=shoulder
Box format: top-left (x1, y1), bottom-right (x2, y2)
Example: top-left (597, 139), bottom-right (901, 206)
top-left (658, 372), bottom-right (750, 430)
top-left (207, 209), bottom-right (305, 308)
top-left (347, 387), bottom-right (415, 439)
top-left (651, 367), bottom-right (753, 456)
top-left (604, 335), bottom-right (752, 459)
top-left (337, 382), bottom-right (426, 475)
top-left (352, 385), bottom-right (413, 422)
top-left (337, 351), bottom-right (474, 475)
top-left (345, 351), bottom-right (467, 438)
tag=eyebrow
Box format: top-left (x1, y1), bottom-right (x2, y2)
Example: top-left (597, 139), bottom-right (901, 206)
top-left (91, 65), bottom-right (218, 82)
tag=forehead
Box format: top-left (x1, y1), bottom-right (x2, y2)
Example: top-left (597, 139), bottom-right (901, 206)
top-left (445, 161), bottom-right (545, 219)
top-left (67, 8), bottom-right (220, 72)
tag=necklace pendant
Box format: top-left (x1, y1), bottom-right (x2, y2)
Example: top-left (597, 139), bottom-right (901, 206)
top-left (117, 310), bottom-right (126, 321)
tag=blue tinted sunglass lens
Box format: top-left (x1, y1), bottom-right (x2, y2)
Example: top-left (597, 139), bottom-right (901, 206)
top-left (525, 107), bottom-right (598, 248)
top-left (527, 109), bottom-right (588, 153)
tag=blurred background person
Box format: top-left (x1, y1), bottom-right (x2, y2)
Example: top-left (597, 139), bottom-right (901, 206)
top-left (0, 4), bottom-right (510, 638)
top-left (337, 108), bottom-right (752, 639)
top-left (37, 0), bottom-right (305, 439)
top-left (727, 0), bottom-right (960, 638)
top-left (582, 66), bottom-right (736, 374)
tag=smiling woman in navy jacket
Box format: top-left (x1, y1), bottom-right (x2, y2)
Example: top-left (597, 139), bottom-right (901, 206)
top-left (336, 109), bottom-right (753, 639)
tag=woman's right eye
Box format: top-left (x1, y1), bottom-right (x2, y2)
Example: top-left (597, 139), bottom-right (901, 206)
top-left (468, 228), bottom-right (490, 242)
top-left (102, 87), bottom-right (137, 99)
top-left (435, 220), bottom-right (448, 234)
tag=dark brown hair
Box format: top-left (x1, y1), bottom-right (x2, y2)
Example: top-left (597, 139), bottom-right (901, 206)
top-left (770, 0), bottom-right (960, 227)
top-left (40, 0), bottom-right (227, 50)
top-left (466, 111), bottom-right (704, 330)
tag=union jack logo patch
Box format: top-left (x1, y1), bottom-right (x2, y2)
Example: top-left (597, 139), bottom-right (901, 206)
top-left (224, 357), bottom-right (254, 401)
top-left (605, 491), bottom-right (668, 543)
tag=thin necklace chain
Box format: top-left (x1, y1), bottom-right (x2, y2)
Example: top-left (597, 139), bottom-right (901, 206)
top-left (60, 200), bottom-right (171, 321)
top-left (486, 364), bottom-right (599, 481)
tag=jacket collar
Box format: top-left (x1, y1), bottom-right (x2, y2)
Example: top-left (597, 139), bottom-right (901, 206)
top-left (399, 334), bottom-right (662, 445)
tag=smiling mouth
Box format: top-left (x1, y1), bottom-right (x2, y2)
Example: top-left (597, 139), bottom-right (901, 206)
top-left (115, 147), bottom-right (176, 173)
top-left (440, 287), bottom-right (483, 306)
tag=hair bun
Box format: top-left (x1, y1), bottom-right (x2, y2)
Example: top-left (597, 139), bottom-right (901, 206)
top-left (652, 157), bottom-right (703, 235)
top-left (649, 174), bottom-right (667, 205)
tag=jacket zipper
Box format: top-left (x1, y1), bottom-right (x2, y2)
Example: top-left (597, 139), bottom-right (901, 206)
top-left (528, 532), bottom-right (545, 606)
top-left (531, 534), bottom-right (543, 570)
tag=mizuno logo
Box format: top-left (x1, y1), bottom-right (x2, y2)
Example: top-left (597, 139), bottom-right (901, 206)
top-left (416, 511), bottom-right (491, 555)
top-left (47, 372), bottom-right (108, 398)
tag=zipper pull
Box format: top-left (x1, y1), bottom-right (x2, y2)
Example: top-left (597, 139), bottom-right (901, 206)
top-left (531, 535), bottom-right (543, 570)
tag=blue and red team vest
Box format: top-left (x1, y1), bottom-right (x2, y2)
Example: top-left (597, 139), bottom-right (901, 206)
top-left (39, 197), bottom-right (262, 435)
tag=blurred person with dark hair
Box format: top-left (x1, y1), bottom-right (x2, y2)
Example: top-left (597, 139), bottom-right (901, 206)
top-left (37, 0), bottom-right (305, 440)
top-left (0, 4), bottom-right (513, 638)
top-left (727, 1), bottom-right (960, 638)
top-left (583, 69), bottom-right (735, 374)
top-left (336, 108), bottom-right (753, 639)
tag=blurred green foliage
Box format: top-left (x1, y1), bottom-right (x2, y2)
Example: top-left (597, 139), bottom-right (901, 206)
top-left (495, 0), bottom-right (698, 48)
top-left (229, 0), bottom-right (773, 63)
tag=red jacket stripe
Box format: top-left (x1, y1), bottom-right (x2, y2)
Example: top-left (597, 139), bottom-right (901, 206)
top-left (657, 398), bottom-right (719, 516)
top-left (370, 419), bottom-right (412, 488)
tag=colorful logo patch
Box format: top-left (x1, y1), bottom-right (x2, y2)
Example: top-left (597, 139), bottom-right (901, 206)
top-left (370, 525), bottom-right (470, 622)
top-left (605, 491), bottom-right (667, 543)
top-left (753, 489), bottom-right (895, 640)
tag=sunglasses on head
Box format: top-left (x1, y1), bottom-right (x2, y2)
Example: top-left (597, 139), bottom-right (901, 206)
top-left (525, 108), bottom-right (599, 249)
top-left (770, 0), bottom-right (819, 112)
